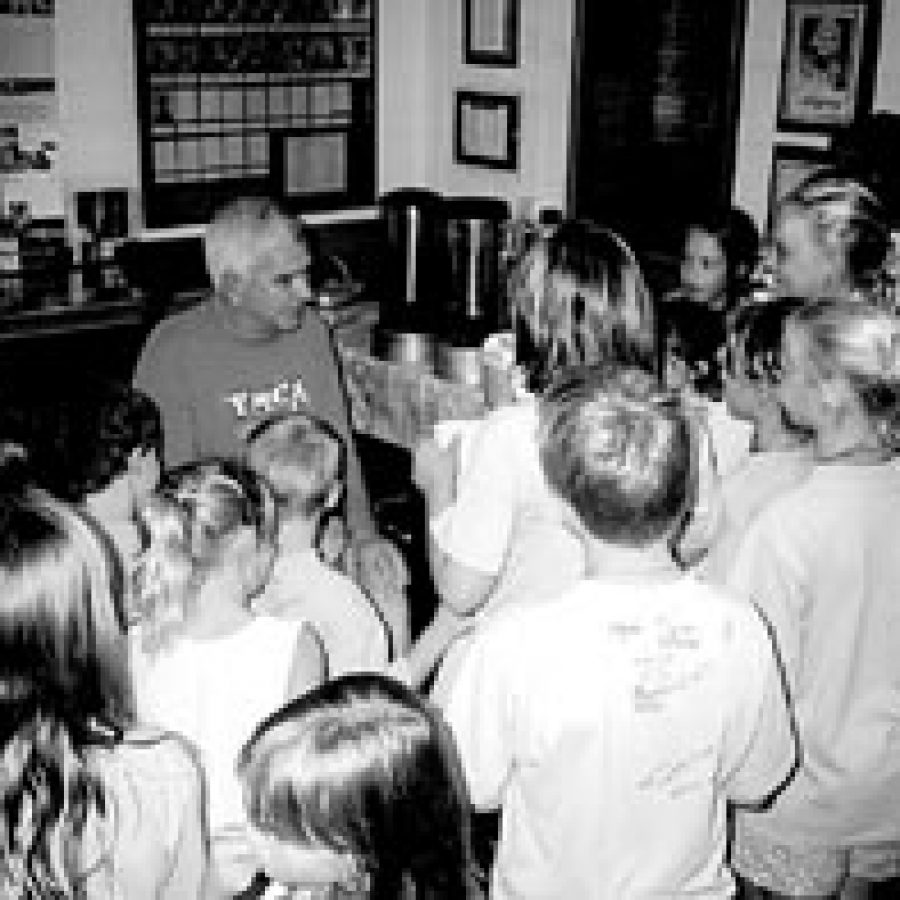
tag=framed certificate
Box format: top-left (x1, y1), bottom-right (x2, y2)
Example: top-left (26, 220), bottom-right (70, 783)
top-left (454, 90), bottom-right (518, 170)
top-left (463, 0), bottom-right (518, 67)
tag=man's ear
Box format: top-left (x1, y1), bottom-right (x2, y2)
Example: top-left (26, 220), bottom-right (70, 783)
top-left (219, 269), bottom-right (244, 302)
top-left (819, 374), bottom-right (851, 412)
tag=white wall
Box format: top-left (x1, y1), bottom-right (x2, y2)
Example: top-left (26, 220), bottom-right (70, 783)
top-left (379, 0), bottom-right (433, 191)
top-left (379, 0), bottom-right (574, 211)
top-left (46, 0), bottom-right (900, 232)
top-left (55, 0), bottom-right (141, 200)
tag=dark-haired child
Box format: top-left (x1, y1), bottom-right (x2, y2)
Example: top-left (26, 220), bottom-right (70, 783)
top-left (666, 206), bottom-right (760, 314)
top-left (35, 382), bottom-right (163, 567)
top-left (440, 366), bottom-right (796, 898)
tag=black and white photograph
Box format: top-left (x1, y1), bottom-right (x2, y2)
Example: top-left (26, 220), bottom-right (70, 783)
top-left (778, 0), bottom-right (882, 129)
top-left (1, 1), bottom-right (900, 897)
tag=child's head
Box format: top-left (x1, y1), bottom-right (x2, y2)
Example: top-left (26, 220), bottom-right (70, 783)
top-left (774, 171), bottom-right (890, 299)
top-left (132, 458), bottom-right (278, 646)
top-left (66, 382), bottom-right (162, 505)
top-left (238, 673), bottom-right (472, 899)
top-left (539, 364), bottom-right (691, 547)
top-left (661, 299), bottom-right (727, 398)
top-left (680, 206), bottom-right (760, 308)
top-left (724, 298), bottom-right (807, 426)
top-left (245, 412), bottom-right (345, 523)
top-left (777, 298), bottom-right (900, 451)
top-left (511, 220), bottom-right (657, 391)
top-left (0, 382), bottom-right (162, 507)
top-left (0, 473), bottom-right (132, 894)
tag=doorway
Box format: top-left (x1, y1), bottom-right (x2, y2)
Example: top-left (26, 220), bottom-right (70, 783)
top-left (568, 0), bottom-right (748, 264)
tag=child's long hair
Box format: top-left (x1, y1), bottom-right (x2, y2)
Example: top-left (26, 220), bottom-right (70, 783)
top-left (0, 466), bottom-right (134, 896)
top-left (238, 673), bottom-right (473, 899)
top-left (131, 458), bottom-right (278, 651)
top-left (792, 298), bottom-right (900, 452)
top-left (510, 220), bottom-right (656, 392)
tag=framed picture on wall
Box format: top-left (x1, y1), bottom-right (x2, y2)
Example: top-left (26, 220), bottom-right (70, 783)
top-left (463, 0), bottom-right (518, 67)
top-left (454, 90), bottom-right (519, 170)
top-left (768, 144), bottom-right (834, 228)
top-left (777, 0), bottom-right (882, 131)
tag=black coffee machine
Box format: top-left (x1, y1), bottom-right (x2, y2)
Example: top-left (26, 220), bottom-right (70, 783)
top-left (443, 195), bottom-right (511, 344)
top-left (376, 189), bottom-right (511, 365)
top-left (378, 188), bottom-right (446, 328)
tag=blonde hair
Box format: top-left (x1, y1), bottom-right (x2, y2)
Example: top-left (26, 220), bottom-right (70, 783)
top-left (132, 459), bottom-right (278, 651)
top-left (510, 220), bottom-right (656, 392)
top-left (539, 364), bottom-right (691, 546)
top-left (204, 197), bottom-right (304, 288)
top-left (793, 298), bottom-right (900, 450)
top-left (246, 412), bottom-right (345, 520)
top-left (782, 171), bottom-right (890, 295)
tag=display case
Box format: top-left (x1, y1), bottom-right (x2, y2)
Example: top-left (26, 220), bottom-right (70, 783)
top-left (134, 0), bottom-right (376, 226)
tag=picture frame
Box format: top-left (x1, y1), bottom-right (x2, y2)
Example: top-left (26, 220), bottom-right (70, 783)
top-left (454, 90), bottom-right (519, 170)
top-left (777, 0), bottom-right (882, 131)
top-left (767, 144), bottom-right (834, 230)
top-left (463, 0), bottom-right (518, 67)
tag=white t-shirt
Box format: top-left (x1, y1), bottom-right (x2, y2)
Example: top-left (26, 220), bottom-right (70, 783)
top-left (727, 462), bottom-right (900, 846)
top-left (701, 398), bottom-right (754, 479)
top-left (253, 547), bottom-right (390, 675)
top-left (82, 729), bottom-right (206, 899)
top-left (441, 572), bottom-right (796, 900)
top-left (690, 448), bottom-right (813, 583)
top-left (430, 399), bottom-right (585, 609)
top-left (131, 615), bottom-right (302, 831)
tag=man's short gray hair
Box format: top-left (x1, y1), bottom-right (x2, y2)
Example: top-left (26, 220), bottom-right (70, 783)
top-left (204, 197), bottom-right (299, 288)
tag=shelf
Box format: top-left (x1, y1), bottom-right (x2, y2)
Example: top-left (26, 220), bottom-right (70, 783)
top-left (135, 0), bottom-right (377, 225)
top-left (147, 20), bottom-right (371, 35)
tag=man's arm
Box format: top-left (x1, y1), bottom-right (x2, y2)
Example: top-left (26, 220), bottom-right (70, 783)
top-left (134, 319), bottom-right (197, 468)
top-left (309, 311), bottom-right (376, 537)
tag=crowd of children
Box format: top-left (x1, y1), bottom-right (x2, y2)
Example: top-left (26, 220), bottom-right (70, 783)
top-left (1, 169), bottom-right (899, 898)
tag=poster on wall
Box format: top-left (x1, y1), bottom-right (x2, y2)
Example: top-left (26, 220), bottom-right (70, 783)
top-left (0, 0), bottom-right (62, 219)
top-left (777, 0), bottom-right (882, 131)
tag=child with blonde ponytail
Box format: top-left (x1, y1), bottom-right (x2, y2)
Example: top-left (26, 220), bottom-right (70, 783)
top-left (129, 458), bottom-right (326, 895)
top-left (726, 298), bottom-right (900, 898)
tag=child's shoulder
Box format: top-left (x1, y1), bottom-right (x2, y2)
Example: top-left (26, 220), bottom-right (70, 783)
top-left (101, 725), bottom-right (204, 789)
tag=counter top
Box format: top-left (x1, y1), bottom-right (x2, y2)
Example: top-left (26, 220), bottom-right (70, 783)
top-left (337, 342), bottom-right (489, 450)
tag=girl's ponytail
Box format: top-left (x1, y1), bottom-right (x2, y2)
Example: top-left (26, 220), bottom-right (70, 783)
top-left (797, 299), bottom-right (900, 452)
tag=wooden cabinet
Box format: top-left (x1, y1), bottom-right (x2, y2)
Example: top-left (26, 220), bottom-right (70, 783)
top-left (134, 0), bottom-right (377, 226)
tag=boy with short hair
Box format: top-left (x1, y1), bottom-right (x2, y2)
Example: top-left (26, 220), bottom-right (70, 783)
top-left (440, 365), bottom-right (798, 899)
top-left (57, 381), bottom-right (163, 565)
top-left (246, 411), bottom-right (393, 675)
